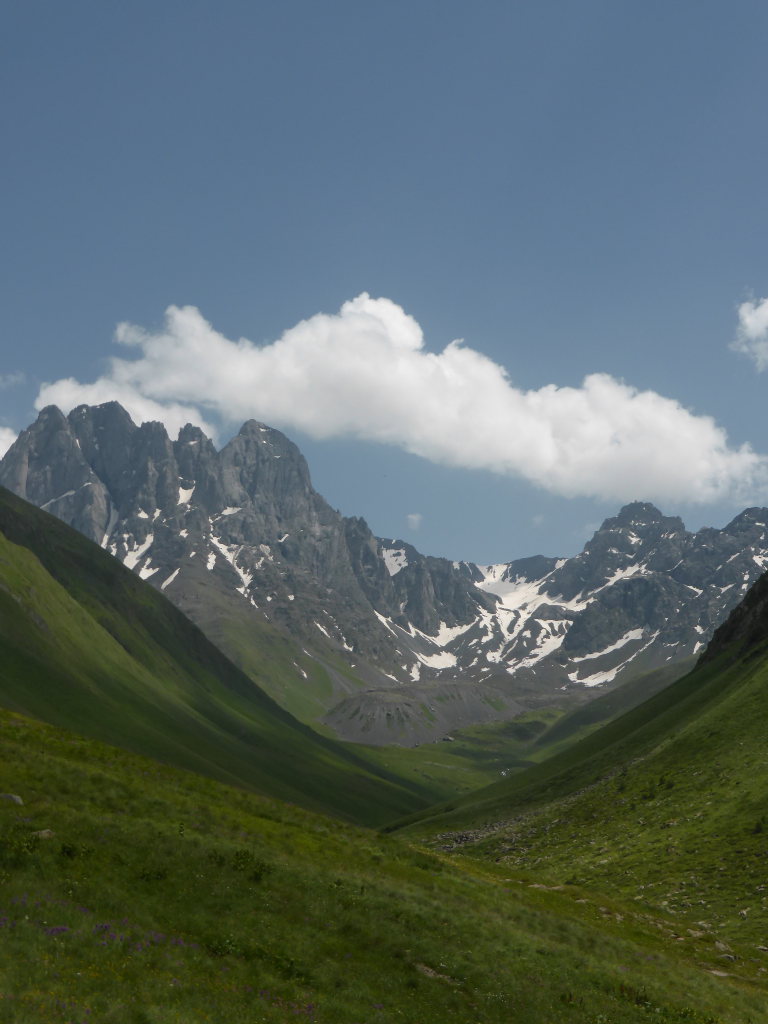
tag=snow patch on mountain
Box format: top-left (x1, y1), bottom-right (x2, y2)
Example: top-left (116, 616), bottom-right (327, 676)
top-left (415, 649), bottom-right (458, 669)
top-left (41, 489), bottom-right (76, 510)
top-left (101, 505), bottom-right (118, 548)
top-left (571, 629), bottom-right (645, 663)
top-left (210, 534), bottom-right (254, 596)
top-left (374, 611), bottom-right (399, 636)
top-left (516, 625), bottom-right (569, 669)
top-left (161, 568), bottom-right (180, 590)
top-left (382, 547), bottom-right (408, 576)
top-left (124, 533), bottom-right (154, 570)
top-left (568, 631), bottom-right (659, 687)
top-left (431, 620), bottom-right (475, 644)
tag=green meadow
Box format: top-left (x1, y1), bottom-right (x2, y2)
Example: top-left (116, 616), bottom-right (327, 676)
top-left (1, 706), bottom-right (765, 1024)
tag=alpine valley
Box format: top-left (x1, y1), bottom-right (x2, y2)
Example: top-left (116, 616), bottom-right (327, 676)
top-left (4, 401), bottom-right (768, 746)
top-left (2, 417), bottom-right (768, 1023)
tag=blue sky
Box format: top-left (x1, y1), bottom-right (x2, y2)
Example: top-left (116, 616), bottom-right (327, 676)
top-left (3, 0), bottom-right (768, 563)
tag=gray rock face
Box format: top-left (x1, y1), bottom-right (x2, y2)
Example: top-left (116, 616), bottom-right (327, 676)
top-left (4, 404), bottom-right (768, 743)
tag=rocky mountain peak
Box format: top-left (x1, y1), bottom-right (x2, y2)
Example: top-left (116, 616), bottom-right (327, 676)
top-left (177, 423), bottom-right (207, 445)
top-left (570, 502), bottom-right (686, 583)
top-left (33, 404), bottom-right (70, 430)
top-left (238, 418), bottom-right (277, 436)
top-left (0, 405), bottom-right (93, 511)
top-left (722, 507), bottom-right (768, 535)
top-left (612, 500), bottom-right (664, 524)
top-left (597, 501), bottom-right (684, 537)
top-left (67, 403), bottom-right (139, 500)
top-left (218, 420), bottom-right (314, 515)
top-left (6, 400), bottom-right (768, 746)
top-left (69, 400), bottom-right (135, 433)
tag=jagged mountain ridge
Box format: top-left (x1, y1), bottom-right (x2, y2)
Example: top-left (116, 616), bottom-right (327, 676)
top-left (3, 402), bottom-right (768, 742)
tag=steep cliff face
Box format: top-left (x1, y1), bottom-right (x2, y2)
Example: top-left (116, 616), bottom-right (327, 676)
top-left (4, 402), bottom-right (768, 744)
top-left (0, 405), bottom-right (116, 544)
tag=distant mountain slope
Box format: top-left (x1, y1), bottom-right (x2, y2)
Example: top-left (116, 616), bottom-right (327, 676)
top-left (5, 402), bottom-right (768, 744)
top-left (0, 486), bottom-right (433, 825)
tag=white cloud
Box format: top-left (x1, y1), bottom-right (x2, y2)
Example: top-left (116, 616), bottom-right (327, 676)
top-left (0, 427), bottom-right (18, 458)
top-left (35, 293), bottom-right (768, 505)
top-left (732, 295), bottom-right (768, 371)
top-left (406, 513), bottom-right (423, 531)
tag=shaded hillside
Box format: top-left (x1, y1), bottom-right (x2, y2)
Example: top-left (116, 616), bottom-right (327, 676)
top-left (0, 486), bottom-right (432, 826)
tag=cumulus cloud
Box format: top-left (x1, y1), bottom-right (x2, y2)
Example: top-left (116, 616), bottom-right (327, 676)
top-left (406, 513), bottom-right (423, 531)
top-left (35, 293), bottom-right (768, 505)
top-left (0, 427), bottom-right (18, 458)
top-left (732, 295), bottom-right (768, 371)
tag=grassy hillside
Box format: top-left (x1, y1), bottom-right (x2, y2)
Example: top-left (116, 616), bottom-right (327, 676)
top-left (527, 657), bottom-right (696, 758)
top-left (0, 487), bottom-right (432, 826)
top-left (391, 605), bottom-right (768, 990)
top-left (1, 705), bottom-right (765, 1023)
